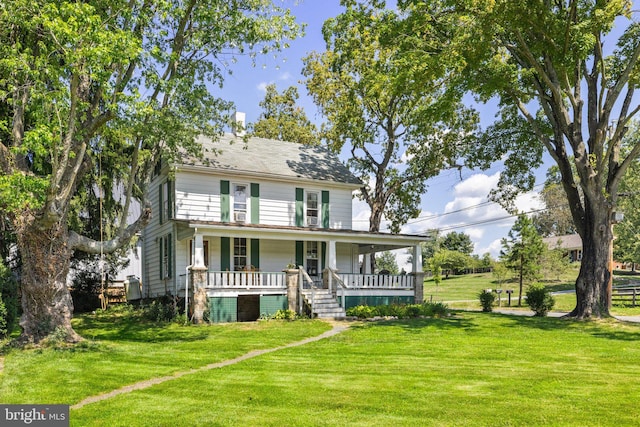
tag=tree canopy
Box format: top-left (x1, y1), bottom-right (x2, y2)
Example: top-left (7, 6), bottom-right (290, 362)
top-left (392, 0), bottom-right (640, 318)
top-left (0, 0), bottom-right (300, 342)
top-left (303, 1), bottom-right (475, 233)
top-left (250, 83), bottom-right (318, 144)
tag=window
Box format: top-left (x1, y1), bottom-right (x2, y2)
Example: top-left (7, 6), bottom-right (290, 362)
top-left (306, 241), bottom-right (319, 276)
top-left (233, 183), bottom-right (248, 223)
top-left (159, 180), bottom-right (173, 224)
top-left (234, 237), bottom-right (247, 271)
top-left (160, 234), bottom-right (173, 279)
top-left (306, 191), bottom-right (319, 227)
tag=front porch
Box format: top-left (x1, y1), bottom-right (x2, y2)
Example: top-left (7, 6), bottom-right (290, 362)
top-left (179, 267), bottom-right (424, 322)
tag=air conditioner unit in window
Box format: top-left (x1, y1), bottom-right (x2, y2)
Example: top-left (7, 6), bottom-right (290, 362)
top-left (308, 216), bottom-right (318, 226)
top-left (234, 212), bottom-right (246, 222)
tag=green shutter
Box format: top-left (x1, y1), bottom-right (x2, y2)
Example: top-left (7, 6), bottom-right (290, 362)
top-left (168, 233), bottom-right (173, 278)
top-left (159, 236), bottom-right (164, 279)
top-left (295, 188), bottom-right (304, 227)
top-left (295, 241), bottom-right (304, 267)
top-left (322, 191), bottom-right (330, 228)
top-left (250, 239), bottom-right (260, 269)
top-left (221, 237), bottom-right (230, 270)
top-left (251, 183), bottom-right (259, 224)
top-left (221, 180), bottom-right (230, 222)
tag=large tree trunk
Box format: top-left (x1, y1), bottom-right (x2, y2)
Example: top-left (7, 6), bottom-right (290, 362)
top-left (569, 203), bottom-right (613, 319)
top-left (16, 215), bottom-right (81, 343)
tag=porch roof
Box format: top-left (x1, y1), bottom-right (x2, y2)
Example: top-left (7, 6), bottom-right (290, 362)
top-left (175, 219), bottom-right (428, 252)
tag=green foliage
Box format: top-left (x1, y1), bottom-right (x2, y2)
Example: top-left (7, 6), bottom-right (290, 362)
top-left (375, 251), bottom-right (399, 274)
top-left (429, 249), bottom-right (472, 279)
top-left (526, 284), bottom-right (556, 317)
top-left (303, 3), bottom-right (475, 233)
top-left (0, 262), bottom-right (18, 338)
top-left (270, 309), bottom-right (298, 320)
top-left (501, 215), bottom-right (545, 284)
top-left (251, 84), bottom-right (318, 144)
top-left (346, 302), bottom-right (450, 319)
top-left (491, 261), bottom-right (509, 286)
top-left (0, 297), bottom-right (7, 338)
top-left (441, 231), bottom-right (474, 255)
top-left (541, 246), bottom-right (571, 281)
top-left (142, 298), bottom-right (181, 323)
top-left (1, 0), bottom-right (302, 340)
top-left (479, 289), bottom-right (496, 312)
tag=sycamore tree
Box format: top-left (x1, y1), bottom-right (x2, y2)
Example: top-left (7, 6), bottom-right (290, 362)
top-left (303, 1), bottom-right (475, 234)
top-left (0, 0), bottom-right (299, 343)
top-left (397, 0), bottom-right (640, 318)
top-left (251, 83), bottom-right (318, 144)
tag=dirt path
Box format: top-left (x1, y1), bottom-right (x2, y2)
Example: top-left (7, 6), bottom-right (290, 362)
top-left (71, 322), bottom-right (350, 410)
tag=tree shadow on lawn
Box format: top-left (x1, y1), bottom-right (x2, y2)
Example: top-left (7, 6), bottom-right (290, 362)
top-left (492, 312), bottom-right (640, 342)
top-left (348, 312), bottom-right (640, 342)
top-left (349, 314), bottom-right (478, 334)
top-left (72, 314), bottom-right (211, 343)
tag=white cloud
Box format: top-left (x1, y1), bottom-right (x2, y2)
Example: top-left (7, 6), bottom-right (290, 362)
top-left (257, 81), bottom-right (273, 92)
top-left (279, 71), bottom-right (291, 81)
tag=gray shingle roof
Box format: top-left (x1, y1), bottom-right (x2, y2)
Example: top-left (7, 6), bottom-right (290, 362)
top-left (181, 134), bottom-right (362, 186)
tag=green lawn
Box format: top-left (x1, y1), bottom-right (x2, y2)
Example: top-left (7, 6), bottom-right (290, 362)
top-left (425, 269), bottom-right (640, 316)
top-left (2, 309), bottom-right (640, 426)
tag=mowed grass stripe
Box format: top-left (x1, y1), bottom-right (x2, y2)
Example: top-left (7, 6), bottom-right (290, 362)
top-left (71, 314), bottom-right (640, 426)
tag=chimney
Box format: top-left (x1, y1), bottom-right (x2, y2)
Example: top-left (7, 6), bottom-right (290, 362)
top-left (233, 111), bottom-right (246, 137)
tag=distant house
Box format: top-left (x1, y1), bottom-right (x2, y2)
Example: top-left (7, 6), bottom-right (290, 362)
top-left (542, 233), bottom-right (633, 270)
top-left (139, 120), bottom-right (428, 322)
top-left (542, 234), bottom-right (583, 262)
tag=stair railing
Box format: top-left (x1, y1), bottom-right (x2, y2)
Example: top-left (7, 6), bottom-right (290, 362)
top-left (325, 268), bottom-right (347, 309)
top-left (298, 266), bottom-right (316, 315)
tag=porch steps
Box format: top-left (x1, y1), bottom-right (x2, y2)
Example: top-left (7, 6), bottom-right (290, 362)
top-left (302, 289), bottom-right (346, 319)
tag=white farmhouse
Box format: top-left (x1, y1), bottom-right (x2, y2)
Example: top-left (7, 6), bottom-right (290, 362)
top-left (141, 128), bottom-right (427, 322)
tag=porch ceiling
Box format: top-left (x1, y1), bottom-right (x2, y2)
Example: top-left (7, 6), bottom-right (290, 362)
top-left (175, 220), bottom-right (427, 251)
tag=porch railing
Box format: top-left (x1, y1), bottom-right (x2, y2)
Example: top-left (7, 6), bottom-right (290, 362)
top-left (206, 271), bottom-right (287, 289)
top-left (337, 273), bottom-right (413, 289)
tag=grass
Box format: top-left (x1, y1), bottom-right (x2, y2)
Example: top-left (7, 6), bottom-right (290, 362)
top-left (425, 268), bottom-right (640, 316)
top-left (66, 313), bottom-right (640, 426)
top-left (0, 308), bottom-right (331, 405)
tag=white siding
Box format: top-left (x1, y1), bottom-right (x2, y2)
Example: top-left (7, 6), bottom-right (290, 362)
top-left (174, 170), bottom-right (355, 229)
top-left (175, 171), bottom-right (221, 222)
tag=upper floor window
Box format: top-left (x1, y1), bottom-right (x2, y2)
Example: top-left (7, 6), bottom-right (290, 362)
top-left (159, 180), bottom-right (173, 224)
top-left (306, 191), bottom-right (319, 227)
top-left (233, 183), bottom-right (248, 223)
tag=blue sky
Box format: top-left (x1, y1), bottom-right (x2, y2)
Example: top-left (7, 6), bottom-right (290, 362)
top-left (214, 1), bottom-right (634, 268)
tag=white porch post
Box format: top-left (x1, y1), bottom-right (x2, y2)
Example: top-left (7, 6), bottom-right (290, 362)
top-left (191, 230), bottom-right (208, 323)
top-left (412, 244), bottom-right (423, 273)
top-left (412, 244), bottom-right (425, 304)
top-left (363, 253), bottom-right (372, 274)
top-left (327, 240), bottom-right (336, 293)
top-left (194, 232), bottom-right (205, 268)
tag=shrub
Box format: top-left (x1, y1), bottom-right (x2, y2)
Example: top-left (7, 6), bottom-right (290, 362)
top-left (272, 309), bottom-right (297, 320)
top-left (346, 302), bottom-right (450, 319)
top-left (422, 301), bottom-right (450, 318)
top-left (526, 283), bottom-right (555, 316)
top-left (346, 305), bottom-right (377, 319)
top-left (0, 262), bottom-right (18, 337)
top-left (0, 296), bottom-right (7, 337)
top-left (142, 297), bottom-right (181, 322)
top-left (479, 289), bottom-right (496, 312)
top-left (69, 270), bottom-right (103, 313)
